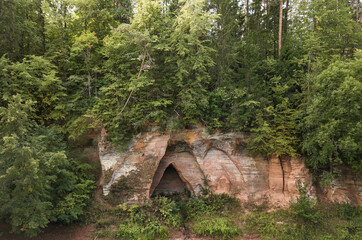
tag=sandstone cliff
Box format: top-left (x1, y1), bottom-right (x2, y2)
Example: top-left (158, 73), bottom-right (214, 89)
top-left (97, 127), bottom-right (361, 206)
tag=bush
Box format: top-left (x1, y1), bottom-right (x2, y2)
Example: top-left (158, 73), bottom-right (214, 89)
top-left (336, 203), bottom-right (360, 220)
top-left (193, 217), bottom-right (242, 239)
top-left (153, 196), bottom-right (183, 227)
top-left (113, 198), bottom-right (180, 239)
top-left (332, 221), bottom-right (362, 240)
top-left (181, 193), bottom-right (240, 220)
top-left (320, 172), bottom-right (335, 188)
top-left (53, 180), bottom-right (96, 224)
top-left (290, 183), bottom-right (320, 223)
top-left (115, 221), bottom-right (169, 240)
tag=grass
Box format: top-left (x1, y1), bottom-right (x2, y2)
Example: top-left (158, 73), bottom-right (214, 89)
top-left (243, 203), bottom-right (362, 240)
top-left (193, 217), bottom-right (242, 239)
top-left (85, 192), bottom-right (361, 240)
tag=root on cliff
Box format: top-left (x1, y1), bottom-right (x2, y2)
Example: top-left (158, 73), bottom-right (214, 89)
top-left (278, 156), bottom-right (285, 193)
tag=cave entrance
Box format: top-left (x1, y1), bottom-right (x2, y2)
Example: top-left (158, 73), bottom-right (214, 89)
top-left (151, 164), bottom-right (188, 197)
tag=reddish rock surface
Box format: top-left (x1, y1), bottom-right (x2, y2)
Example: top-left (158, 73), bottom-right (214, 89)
top-left (98, 127), bottom-right (361, 206)
top-left (324, 166), bottom-right (362, 205)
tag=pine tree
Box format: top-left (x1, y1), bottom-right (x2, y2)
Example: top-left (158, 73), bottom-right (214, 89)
top-left (278, 0), bottom-right (283, 58)
top-left (168, 0), bottom-right (217, 123)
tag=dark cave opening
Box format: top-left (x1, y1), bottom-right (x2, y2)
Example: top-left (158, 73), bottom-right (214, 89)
top-left (151, 164), bottom-right (188, 197)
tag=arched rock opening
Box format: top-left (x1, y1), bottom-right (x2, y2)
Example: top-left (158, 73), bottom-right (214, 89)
top-left (149, 142), bottom-right (204, 197)
top-left (151, 164), bottom-right (189, 196)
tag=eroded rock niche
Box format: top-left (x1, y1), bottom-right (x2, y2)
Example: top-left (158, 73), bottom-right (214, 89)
top-left (149, 143), bottom-right (200, 197)
top-left (98, 127), bottom-right (362, 206)
top-left (151, 165), bottom-right (188, 196)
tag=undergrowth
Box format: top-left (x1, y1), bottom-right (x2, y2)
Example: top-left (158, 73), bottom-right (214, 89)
top-left (243, 203), bottom-right (361, 240)
top-left (113, 197), bottom-right (183, 239)
top-left (181, 193), bottom-right (243, 239)
top-left (89, 191), bottom-right (361, 240)
top-left (193, 217), bottom-right (242, 239)
top-left (243, 190), bottom-right (362, 240)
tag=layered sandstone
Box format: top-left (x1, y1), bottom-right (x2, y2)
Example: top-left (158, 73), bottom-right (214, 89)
top-left (324, 166), bottom-right (362, 205)
top-left (97, 127), bottom-right (361, 206)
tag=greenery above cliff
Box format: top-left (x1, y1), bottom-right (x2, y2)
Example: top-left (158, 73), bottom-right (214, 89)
top-left (1, 0), bottom-right (361, 167)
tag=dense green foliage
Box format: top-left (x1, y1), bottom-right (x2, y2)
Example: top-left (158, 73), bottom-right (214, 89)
top-left (113, 197), bottom-right (182, 239)
top-left (0, 0), bottom-right (361, 237)
top-left (0, 96), bottom-right (95, 236)
top-left (1, 0), bottom-right (360, 165)
top-left (301, 53), bottom-right (362, 171)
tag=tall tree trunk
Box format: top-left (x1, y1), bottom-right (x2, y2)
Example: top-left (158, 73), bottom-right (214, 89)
top-left (278, 0), bottom-right (283, 59)
top-left (245, 0), bottom-right (249, 30)
top-left (39, 5), bottom-right (46, 54)
top-left (267, 0), bottom-right (271, 29)
top-left (357, 0), bottom-right (360, 23)
top-left (284, 0), bottom-right (289, 36)
top-left (216, 0), bottom-right (222, 84)
top-left (25, 10), bottom-right (30, 55)
top-left (87, 72), bottom-right (91, 98)
top-left (84, 49), bottom-right (91, 98)
top-left (264, 0), bottom-right (266, 13)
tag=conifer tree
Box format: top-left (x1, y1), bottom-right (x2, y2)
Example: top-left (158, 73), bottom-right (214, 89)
top-left (168, 0), bottom-right (217, 123)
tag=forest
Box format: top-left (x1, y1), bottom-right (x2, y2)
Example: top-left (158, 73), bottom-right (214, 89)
top-left (0, 0), bottom-right (361, 238)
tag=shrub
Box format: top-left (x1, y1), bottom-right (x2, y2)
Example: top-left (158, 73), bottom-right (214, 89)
top-left (53, 180), bottom-right (96, 224)
top-left (290, 183), bottom-right (320, 223)
top-left (115, 221), bottom-right (169, 240)
top-left (182, 193), bottom-right (240, 219)
top-left (193, 217), bottom-right (242, 239)
top-left (113, 198), bottom-right (180, 239)
top-left (332, 221), bottom-right (362, 240)
top-left (336, 203), bottom-right (360, 220)
top-left (320, 172), bottom-right (335, 188)
top-left (153, 196), bottom-right (183, 227)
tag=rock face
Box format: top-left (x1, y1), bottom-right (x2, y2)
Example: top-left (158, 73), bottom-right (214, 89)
top-left (98, 127), bottom-right (361, 206)
top-left (324, 167), bottom-right (362, 205)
